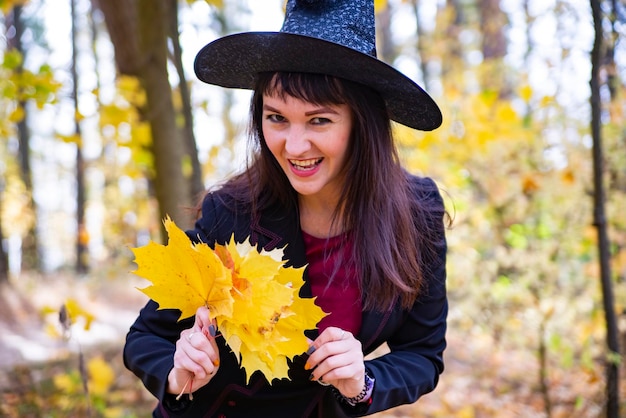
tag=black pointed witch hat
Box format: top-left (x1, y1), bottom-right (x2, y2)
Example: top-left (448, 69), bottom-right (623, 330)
top-left (194, 0), bottom-right (442, 131)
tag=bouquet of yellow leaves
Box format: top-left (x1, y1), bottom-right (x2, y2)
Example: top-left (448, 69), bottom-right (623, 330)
top-left (131, 216), bottom-right (327, 384)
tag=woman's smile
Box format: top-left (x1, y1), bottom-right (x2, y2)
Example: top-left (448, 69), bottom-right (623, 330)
top-left (289, 158), bottom-right (324, 175)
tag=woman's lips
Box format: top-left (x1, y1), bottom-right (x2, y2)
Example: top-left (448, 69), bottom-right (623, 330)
top-left (288, 158), bottom-right (323, 176)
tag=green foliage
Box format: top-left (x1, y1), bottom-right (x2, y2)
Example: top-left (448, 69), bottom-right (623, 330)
top-left (0, 51), bottom-right (60, 110)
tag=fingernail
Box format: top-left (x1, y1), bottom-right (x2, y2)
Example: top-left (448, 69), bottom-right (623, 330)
top-left (213, 359), bottom-right (220, 367)
top-left (304, 361), bottom-right (311, 370)
top-left (305, 345), bottom-right (316, 355)
top-left (208, 325), bottom-right (217, 337)
top-left (309, 373), bottom-right (315, 381)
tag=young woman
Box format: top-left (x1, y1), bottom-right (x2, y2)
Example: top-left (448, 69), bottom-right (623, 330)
top-left (124, 1), bottom-right (448, 417)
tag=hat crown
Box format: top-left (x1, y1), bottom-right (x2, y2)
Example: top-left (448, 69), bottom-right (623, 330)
top-left (281, 0), bottom-right (377, 57)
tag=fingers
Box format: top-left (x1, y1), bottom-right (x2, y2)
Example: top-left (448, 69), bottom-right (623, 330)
top-left (306, 327), bottom-right (364, 386)
top-left (307, 327), bottom-right (352, 361)
top-left (310, 351), bottom-right (363, 382)
top-left (175, 328), bottom-right (220, 379)
top-left (194, 306), bottom-right (214, 333)
top-left (167, 307), bottom-right (221, 395)
top-left (189, 305), bottom-right (220, 365)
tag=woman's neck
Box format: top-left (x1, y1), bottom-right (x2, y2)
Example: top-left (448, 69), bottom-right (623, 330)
top-left (298, 195), bottom-right (344, 238)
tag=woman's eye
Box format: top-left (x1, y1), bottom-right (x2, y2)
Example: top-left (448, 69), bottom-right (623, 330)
top-left (266, 114), bottom-right (285, 123)
top-left (311, 117), bottom-right (331, 125)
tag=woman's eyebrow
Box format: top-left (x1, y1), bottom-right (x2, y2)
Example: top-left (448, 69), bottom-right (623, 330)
top-left (262, 104), bottom-right (282, 113)
top-left (263, 103), bottom-right (339, 116)
top-left (305, 107), bottom-right (338, 116)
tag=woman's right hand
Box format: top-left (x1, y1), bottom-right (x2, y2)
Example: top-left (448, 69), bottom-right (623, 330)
top-left (167, 306), bottom-right (220, 395)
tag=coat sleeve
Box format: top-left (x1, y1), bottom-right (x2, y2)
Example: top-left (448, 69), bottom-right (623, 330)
top-left (347, 177), bottom-right (448, 416)
top-left (364, 264), bottom-right (447, 415)
top-left (122, 194), bottom-right (221, 404)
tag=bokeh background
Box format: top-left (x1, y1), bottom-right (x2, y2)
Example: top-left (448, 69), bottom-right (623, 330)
top-left (0, 0), bottom-right (624, 417)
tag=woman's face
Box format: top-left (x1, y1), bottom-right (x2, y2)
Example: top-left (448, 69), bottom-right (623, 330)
top-left (262, 92), bottom-right (353, 205)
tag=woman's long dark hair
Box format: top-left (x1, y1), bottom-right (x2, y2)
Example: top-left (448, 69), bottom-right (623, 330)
top-left (217, 72), bottom-right (444, 311)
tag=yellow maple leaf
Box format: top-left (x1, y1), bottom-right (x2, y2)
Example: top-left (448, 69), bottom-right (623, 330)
top-left (215, 236), bottom-right (327, 384)
top-left (87, 356), bottom-right (115, 396)
top-left (131, 218), bottom-right (327, 384)
top-left (62, 298), bottom-right (95, 331)
top-left (132, 216), bottom-right (234, 321)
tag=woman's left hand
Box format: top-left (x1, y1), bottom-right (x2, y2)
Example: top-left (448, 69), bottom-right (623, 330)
top-left (305, 327), bottom-right (365, 398)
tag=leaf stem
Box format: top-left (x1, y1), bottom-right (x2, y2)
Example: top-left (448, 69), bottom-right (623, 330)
top-left (176, 376), bottom-right (194, 401)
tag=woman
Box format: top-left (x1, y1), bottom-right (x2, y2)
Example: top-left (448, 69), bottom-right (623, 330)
top-left (124, 1), bottom-right (448, 417)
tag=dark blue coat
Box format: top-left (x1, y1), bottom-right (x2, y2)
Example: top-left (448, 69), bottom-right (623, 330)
top-left (123, 175), bottom-right (448, 418)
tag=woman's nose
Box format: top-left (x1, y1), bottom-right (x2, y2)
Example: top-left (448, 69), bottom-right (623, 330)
top-left (284, 125), bottom-right (311, 155)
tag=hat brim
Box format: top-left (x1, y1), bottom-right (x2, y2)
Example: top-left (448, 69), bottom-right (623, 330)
top-left (194, 32), bottom-right (442, 131)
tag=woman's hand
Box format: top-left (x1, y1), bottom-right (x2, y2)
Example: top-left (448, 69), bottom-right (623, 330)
top-left (305, 327), bottom-right (365, 398)
top-left (167, 306), bottom-right (220, 396)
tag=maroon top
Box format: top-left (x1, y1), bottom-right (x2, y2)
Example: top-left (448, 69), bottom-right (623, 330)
top-left (302, 231), bottom-right (362, 335)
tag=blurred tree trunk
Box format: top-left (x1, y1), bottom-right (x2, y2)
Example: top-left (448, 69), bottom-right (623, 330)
top-left (439, 0), bottom-right (465, 80)
top-left (376, 2), bottom-right (394, 64)
top-left (522, 0), bottom-right (532, 61)
top-left (604, 0), bottom-right (618, 101)
top-left (167, 0), bottom-right (204, 202)
top-left (7, 5), bottom-right (41, 272)
top-left (137, 0), bottom-right (192, 231)
top-left (590, 1), bottom-right (620, 417)
top-left (477, 0), bottom-right (510, 97)
top-left (478, 0), bottom-right (506, 60)
top-left (410, 0), bottom-right (428, 89)
top-left (71, 0), bottom-right (89, 274)
top-left (95, 0), bottom-right (193, 238)
top-left (0, 182), bottom-right (8, 282)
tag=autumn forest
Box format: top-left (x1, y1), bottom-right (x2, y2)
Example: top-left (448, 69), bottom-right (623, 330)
top-left (0, 0), bottom-right (625, 417)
